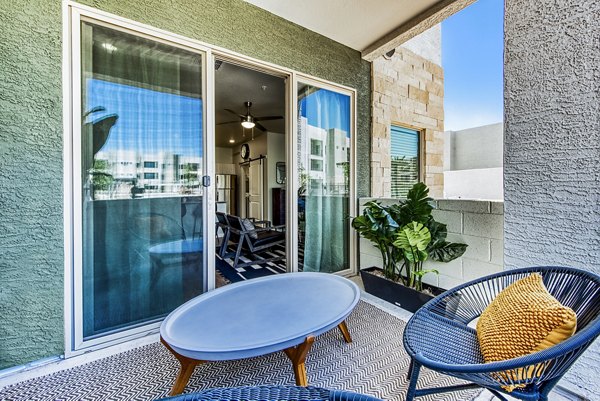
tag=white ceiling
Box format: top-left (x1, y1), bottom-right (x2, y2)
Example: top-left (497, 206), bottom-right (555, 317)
top-left (245, 0), bottom-right (440, 51)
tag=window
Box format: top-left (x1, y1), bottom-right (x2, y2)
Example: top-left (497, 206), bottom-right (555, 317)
top-left (298, 83), bottom-right (352, 274)
top-left (77, 20), bottom-right (205, 343)
top-left (310, 139), bottom-right (323, 157)
top-left (390, 125), bottom-right (420, 198)
top-left (310, 158), bottom-right (323, 171)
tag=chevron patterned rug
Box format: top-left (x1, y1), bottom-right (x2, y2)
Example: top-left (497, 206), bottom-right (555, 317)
top-left (0, 301), bottom-right (481, 401)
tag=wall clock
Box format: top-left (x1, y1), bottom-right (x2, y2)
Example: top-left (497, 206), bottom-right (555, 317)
top-left (240, 143), bottom-right (250, 160)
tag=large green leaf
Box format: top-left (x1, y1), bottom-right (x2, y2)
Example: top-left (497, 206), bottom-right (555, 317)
top-left (392, 182), bottom-right (434, 225)
top-left (429, 241), bottom-right (468, 262)
top-left (352, 201), bottom-right (399, 247)
top-left (426, 218), bottom-right (448, 249)
top-left (394, 222), bottom-right (431, 262)
top-left (351, 215), bottom-right (377, 241)
top-left (352, 201), bottom-right (405, 279)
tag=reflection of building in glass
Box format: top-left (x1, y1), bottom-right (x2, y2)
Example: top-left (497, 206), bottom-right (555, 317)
top-left (92, 150), bottom-right (202, 199)
top-left (298, 116), bottom-right (349, 195)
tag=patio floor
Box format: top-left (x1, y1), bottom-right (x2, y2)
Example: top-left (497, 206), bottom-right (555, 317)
top-left (0, 297), bottom-right (480, 401)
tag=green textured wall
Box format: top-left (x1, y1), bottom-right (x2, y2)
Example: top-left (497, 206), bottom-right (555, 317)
top-left (0, 0), bottom-right (371, 369)
top-left (0, 0), bottom-right (65, 369)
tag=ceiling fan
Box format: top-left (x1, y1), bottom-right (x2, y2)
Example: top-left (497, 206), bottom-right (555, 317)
top-left (217, 101), bottom-right (283, 132)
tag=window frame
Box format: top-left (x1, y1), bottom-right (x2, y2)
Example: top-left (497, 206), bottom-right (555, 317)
top-left (63, 0), bottom-right (358, 358)
top-left (310, 158), bottom-right (323, 171)
top-left (389, 123), bottom-right (425, 197)
top-left (294, 77), bottom-right (356, 276)
top-left (64, 4), bottom-right (213, 355)
top-left (310, 139), bottom-right (323, 157)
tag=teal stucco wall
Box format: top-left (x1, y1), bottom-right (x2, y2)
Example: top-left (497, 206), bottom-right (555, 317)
top-left (0, 0), bottom-right (65, 370)
top-left (0, 0), bottom-right (371, 369)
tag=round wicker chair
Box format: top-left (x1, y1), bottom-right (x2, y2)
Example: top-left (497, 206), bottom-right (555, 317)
top-left (403, 266), bottom-right (600, 401)
top-left (159, 385), bottom-right (383, 401)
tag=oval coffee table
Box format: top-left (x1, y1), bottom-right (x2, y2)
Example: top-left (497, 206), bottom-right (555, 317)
top-left (149, 239), bottom-right (203, 302)
top-left (160, 272), bottom-right (360, 395)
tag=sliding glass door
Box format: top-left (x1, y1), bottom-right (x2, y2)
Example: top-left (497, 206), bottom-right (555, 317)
top-left (296, 81), bottom-right (354, 274)
top-left (69, 6), bottom-right (357, 352)
top-left (76, 20), bottom-right (207, 344)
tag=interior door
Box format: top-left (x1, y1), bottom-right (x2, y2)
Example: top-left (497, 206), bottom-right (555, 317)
top-left (247, 162), bottom-right (264, 220)
top-left (73, 17), bottom-right (210, 349)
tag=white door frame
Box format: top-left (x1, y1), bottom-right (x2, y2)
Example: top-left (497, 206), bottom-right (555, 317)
top-left (246, 160), bottom-right (265, 221)
top-left (293, 75), bottom-right (358, 277)
top-left (63, 0), bottom-right (357, 358)
top-left (63, 2), bottom-right (215, 355)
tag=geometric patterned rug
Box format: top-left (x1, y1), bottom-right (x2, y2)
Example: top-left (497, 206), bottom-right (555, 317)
top-left (0, 301), bottom-right (481, 401)
top-left (216, 244), bottom-right (288, 283)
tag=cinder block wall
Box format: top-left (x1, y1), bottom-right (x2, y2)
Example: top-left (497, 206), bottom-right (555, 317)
top-left (358, 199), bottom-right (504, 289)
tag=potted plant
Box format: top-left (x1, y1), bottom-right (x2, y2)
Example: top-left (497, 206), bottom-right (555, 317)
top-left (352, 182), bottom-right (467, 312)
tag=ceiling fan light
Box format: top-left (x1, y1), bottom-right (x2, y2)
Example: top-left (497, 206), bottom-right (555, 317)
top-left (241, 121), bottom-right (255, 129)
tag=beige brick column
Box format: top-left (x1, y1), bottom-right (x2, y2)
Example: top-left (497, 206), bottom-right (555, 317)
top-left (371, 48), bottom-right (445, 198)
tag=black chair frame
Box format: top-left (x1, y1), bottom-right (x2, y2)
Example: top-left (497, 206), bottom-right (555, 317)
top-left (222, 214), bottom-right (285, 269)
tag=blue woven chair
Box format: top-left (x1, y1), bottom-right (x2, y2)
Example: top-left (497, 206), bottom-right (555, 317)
top-left (159, 385), bottom-right (383, 401)
top-left (403, 266), bottom-right (600, 401)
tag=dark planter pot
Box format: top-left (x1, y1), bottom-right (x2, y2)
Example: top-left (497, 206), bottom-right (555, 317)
top-left (360, 267), bottom-right (446, 313)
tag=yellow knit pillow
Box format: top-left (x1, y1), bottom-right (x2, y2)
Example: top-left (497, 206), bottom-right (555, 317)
top-left (476, 273), bottom-right (577, 391)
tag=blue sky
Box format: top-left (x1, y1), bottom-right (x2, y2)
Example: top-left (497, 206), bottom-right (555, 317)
top-left (442, 0), bottom-right (504, 131)
top-left (300, 89), bottom-right (350, 135)
top-left (89, 80), bottom-right (349, 158)
top-left (87, 79), bottom-right (202, 157)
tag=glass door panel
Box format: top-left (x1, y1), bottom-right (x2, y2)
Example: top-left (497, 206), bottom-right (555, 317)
top-left (297, 83), bottom-right (351, 273)
top-left (80, 21), bottom-right (205, 339)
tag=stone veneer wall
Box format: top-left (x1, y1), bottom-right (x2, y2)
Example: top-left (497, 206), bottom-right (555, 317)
top-left (359, 199), bottom-right (504, 289)
top-left (504, 0), bottom-right (600, 397)
top-left (371, 46), bottom-right (445, 198)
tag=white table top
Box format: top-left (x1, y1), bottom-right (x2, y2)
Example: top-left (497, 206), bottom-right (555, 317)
top-left (160, 272), bottom-right (360, 360)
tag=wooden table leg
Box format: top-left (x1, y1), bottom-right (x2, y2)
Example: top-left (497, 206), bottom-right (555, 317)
top-left (161, 336), bottom-right (204, 396)
top-left (283, 336), bottom-right (315, 386)
top-left (338, 320), bottom-right (352, 343)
